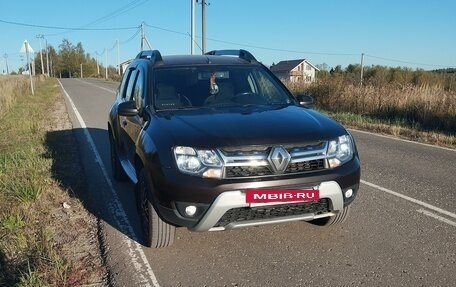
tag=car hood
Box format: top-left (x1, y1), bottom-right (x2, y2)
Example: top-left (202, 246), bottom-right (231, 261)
top-left (151, 105), bottom-right (347, 148)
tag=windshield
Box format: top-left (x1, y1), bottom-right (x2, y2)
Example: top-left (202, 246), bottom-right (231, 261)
top-left (153, 65), bottom-right (293, 110)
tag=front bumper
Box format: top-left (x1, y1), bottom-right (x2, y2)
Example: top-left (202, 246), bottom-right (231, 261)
top-left (190, 180), bottom-right (345, 231)
top-left (152, 157), bottom-right (360, 229)
top-left (155, 179), bottom-right (356, 231)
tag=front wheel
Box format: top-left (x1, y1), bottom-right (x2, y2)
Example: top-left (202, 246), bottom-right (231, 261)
top-left (308, 206), bottom-right (350, 227)
top-left (136, 168), bottom-right (175, 248)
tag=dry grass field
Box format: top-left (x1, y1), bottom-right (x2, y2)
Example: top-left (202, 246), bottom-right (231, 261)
top-left (288, 78), bottom-right (456, 148)
top-left (0, 76), bottom-right (31, 117)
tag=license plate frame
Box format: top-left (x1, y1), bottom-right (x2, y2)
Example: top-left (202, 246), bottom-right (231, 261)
top-left (246, 188), bottom-right (320, 207)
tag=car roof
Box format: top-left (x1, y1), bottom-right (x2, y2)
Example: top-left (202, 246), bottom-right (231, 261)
top-left (139, 54), bottom-right (256, 67)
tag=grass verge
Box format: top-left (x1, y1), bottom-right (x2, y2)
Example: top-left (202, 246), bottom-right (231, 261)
top-left (320, 110), bottom-right (456, 149)
top-left (0, 77), bottom-right (106, 286)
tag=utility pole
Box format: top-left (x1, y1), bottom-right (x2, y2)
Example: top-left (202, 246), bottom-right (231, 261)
top-left (117, 39), bottom-right (120, 75)
top-left (201, 0), bottom-right (206, 54)
top-left (105, 49), bottom-right (108, 79)
top-left (3, 54), bottom-right (8, 74)
top-left (139, 23), bottom-right (152, 51)
top-left (96, 53), bottom-right (100, 75)
top-left (360, 53), bottom-right (364, 86)
top-left (50, 58), bottom-right (54, 78)
top-left (191, 0), bottom-right (195, 54)
top-left (31, 53), bottom-right (36, 76)
top-left (36, 34), bottom-right (45, 75)
top-left (80, 63), bottom-right (83, 78)
top-left (45, 38), bottom-right (50, 77)
top-left (141, 22), bottom-right (145, 51)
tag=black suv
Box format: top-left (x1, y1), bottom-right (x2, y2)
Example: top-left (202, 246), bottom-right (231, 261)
top-left (108, 49), bottom-right (360, 248)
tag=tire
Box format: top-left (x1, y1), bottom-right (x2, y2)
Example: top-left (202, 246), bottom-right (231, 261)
top-left (109, 132), bottom-right (127, 181)
top-left (309, 205), bottom-right (350, 227)
top-left (137, 168), bottom-right (175, 248)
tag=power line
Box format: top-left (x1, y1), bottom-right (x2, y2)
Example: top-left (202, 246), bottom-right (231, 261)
top-left (2, 18), bottom-right (453, 69)
top-left (0, 19), bottom-right (138, 32)
top-left (107, 41), bottom-right (117, 52)
top-left (120, 28), bottom-right (141, 44)
top-left (143, 22), bottom-right (358, 57)
top-left (143, 22), bottom-right (453, 68)
top-left (143, 22), bottom-right (188, 36)
top-left (94, 28), bottom-right (140, 55)
top-left (42, 1), bottom-right (147, 37)
top-left (364, 54), bottom-right (449, 68)
top-left (205, 37), bottom-right (359, 57)
top-left (92, 29), bottom-right (138, 56)
top-left (81, 0), bottom-right (148, 28)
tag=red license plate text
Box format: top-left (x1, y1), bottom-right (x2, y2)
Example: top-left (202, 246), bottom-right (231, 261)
top-left (245, 189), bottom-right (319, 204)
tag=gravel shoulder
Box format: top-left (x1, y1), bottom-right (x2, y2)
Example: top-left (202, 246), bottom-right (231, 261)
top-left (45, 87), bottom-right (109, 286)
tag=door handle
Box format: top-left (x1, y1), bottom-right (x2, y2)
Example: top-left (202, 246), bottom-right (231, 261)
top-left (122, 120), bottom-right (127, 127)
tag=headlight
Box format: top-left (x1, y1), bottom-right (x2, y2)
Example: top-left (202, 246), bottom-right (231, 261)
top-left (174, 146), bottom-right (223, 178)
top-left (327, 134), bottom-right (354, 168)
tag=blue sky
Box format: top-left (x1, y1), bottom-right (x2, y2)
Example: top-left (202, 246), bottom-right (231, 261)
top-left (1, 0), bottom-right (455, 74)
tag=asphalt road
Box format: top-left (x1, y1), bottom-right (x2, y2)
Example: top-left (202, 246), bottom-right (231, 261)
top-left (59, 78), bottom-right (455, 287)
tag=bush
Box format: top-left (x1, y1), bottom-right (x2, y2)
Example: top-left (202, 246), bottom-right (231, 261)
top-left (287, 77), bottom-right (456, 135)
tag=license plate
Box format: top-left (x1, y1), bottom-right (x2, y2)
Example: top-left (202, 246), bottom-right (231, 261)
top-left (245, 189), bottom-right (320, 205)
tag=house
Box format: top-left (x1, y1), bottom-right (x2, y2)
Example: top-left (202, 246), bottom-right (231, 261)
top-left (270, 59), bottom-right (319, 83)
top-left (119, 59), bottom-right (134, 75)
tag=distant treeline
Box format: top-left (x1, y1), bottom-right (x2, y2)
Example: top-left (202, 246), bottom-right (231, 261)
top-left (21, 39), bottom-right (120, 80)
top-left (20, 38), bottom-right (456, 92)
top-left (433, 68), bottom-right (456, 74)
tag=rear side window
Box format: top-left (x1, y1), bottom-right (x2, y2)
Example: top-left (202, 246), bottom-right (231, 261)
top-left (132, 70), bottom-right (144, 108)
top-left (125, 70), bottom-right (138, 101)
top-left (119, 67), bottom-right (135, 99)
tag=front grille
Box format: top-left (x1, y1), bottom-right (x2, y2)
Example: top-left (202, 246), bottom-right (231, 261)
top-left (225, 159), bottom-right (326, 178)
top-left (286, 159), bottom-right (326, 173)
top-left (214, 199), bottom-right (330, 227)
top-left (226, 166), bottom-right (272, 177)
top-left (219, 142), bottom-right (329, 179)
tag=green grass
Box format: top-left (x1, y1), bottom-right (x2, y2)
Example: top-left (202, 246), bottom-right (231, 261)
top-left (18, 261), bottom-right (47, 287)
top-left (0, 76), bottom-right (69, 286)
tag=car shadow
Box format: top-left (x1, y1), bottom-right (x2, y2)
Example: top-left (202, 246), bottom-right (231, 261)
top-left (44, 127), bottom-right (145, 246)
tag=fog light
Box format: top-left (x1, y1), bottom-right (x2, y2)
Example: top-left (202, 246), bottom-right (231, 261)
top-left (328, 158), bottom-right (341, 168)
top-left (345, 189), bottom-right (353, 198)
top-left (185, 205), bottom-right (197, 217)
top-left (202, 168), bottom-right (222, 179)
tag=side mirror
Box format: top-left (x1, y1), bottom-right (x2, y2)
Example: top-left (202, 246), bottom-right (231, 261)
top-left (297, 94), bottom-right (314, 107)
top-left (118, 100), bottom-right (139, 116)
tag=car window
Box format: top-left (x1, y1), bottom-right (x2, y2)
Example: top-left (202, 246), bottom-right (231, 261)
top-left (251, 69), bottom-right (290, 104)
top-left (119, 67), bottom-right (135, 99)
top-left (132, 70), bottom-right (144, 109)
top-left (125, 70), bottom-right (138, 101)
top-left (153, 66), bottom-right (291, 110)
top-left (247, 74), bottom-right (258, 94)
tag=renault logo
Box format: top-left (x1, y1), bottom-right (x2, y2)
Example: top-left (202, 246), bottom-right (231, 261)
top-left (268, 146), bottom-right (291, 173)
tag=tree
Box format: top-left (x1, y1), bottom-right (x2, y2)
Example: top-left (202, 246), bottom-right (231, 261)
top-left (35, 39), bottom-right (100, 78)
top-left (316, 63), bottom-right (329, 72)
top-left (332, 65), bottom-right (343, 74)
top-left (58, 39), bottom-right (78, 77)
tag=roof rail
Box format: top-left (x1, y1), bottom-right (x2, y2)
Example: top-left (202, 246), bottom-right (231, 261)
top-left (205, 49), bottom-right (257, 62)
top-left (135, 50), bottom-right (163, 64)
